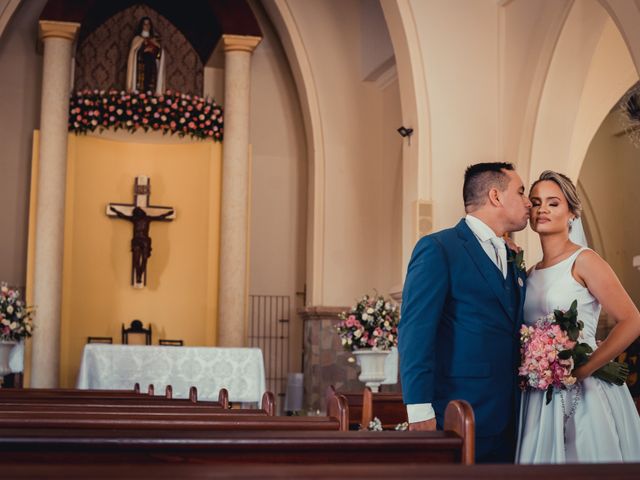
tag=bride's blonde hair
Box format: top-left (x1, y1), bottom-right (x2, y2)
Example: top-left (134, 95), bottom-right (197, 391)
top-left (530, 170), bottom-right (582, 218)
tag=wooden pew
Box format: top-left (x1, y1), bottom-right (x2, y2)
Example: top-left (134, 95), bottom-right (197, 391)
top-left (326, 385), bottom-right (407, 431)
top-left (327, 386), bottom-right (474, 464)
top-left (360, 386), bottom-right (407, 429)
top-left (0, 391), bottom-right (276, 417)
top-left (0, 462), bottom-right (636, 479)
top-left (0, 390), bottom-right (346, 431)
top-left (325, 385), bottom-right (363, 430)
top-left (0, 386), bottom-right (230, 409)
top-left (0, 400), bottom-right (473, 465)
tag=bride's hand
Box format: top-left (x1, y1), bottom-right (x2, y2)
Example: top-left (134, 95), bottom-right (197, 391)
top-left (572, 365), bottom-right (591, 382)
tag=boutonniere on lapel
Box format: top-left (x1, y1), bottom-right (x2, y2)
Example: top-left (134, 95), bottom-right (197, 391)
top-left (507, 249), bottom-right (526, 273)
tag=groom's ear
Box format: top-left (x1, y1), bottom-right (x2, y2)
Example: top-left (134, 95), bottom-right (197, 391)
top-left (488, 187), bottom-right (501, 207)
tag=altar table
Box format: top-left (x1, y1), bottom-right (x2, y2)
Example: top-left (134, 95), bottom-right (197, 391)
top-left (76, 344), bottom-right (266, 402)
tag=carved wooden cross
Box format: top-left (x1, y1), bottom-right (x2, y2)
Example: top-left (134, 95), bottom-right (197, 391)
top-left (107, 176), bottom-right (175, 288)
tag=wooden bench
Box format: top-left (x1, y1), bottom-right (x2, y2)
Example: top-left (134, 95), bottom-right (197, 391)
top-left (0, 391), bottom-right (276, 417)
top-left (327, 385), bottom-right (408, 430)
top-left (0, 429), bottom-right (467, 465)
top-left (0, 390), bottom-right (347, 431)
top-left (325, 385), bottom-right (363, 430)
top-left (0, 462), bottom-right (635, 479)
top-left (0, 386), bottom-right (229, 408)
top-left (0, 394), bottom-right (473, 465)
top-left (361, 386), bottom-right (407, 429)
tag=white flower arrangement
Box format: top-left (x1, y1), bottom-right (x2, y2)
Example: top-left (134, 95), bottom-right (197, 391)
top-left (0, 283), bottom-right (33, 342)
top-left (336, 293), bottom-right (399, 351)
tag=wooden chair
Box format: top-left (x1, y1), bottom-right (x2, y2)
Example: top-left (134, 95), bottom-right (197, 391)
top-left (122, 320), bottom-right (151, 345)
top-left (159, 339), bottom-right (183, 346)
top-left (87, 336), bottom-right (113, 344)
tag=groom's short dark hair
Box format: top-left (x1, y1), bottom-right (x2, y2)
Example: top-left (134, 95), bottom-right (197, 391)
top-left (463, 162), bottom-right (514, 211)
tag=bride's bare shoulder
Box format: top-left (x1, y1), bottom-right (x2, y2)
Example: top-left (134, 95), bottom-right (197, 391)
top-left (573, 248), bottom-right (612, 279)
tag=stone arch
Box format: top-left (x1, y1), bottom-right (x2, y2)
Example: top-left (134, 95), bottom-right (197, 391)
top-left (524, 0), bottom-right (638, 259)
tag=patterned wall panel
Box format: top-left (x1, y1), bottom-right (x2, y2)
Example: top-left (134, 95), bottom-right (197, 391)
top-left (75, 5), bottom-right (203, 96)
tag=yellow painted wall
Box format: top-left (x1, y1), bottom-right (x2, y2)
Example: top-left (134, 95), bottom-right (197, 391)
top-left (52, 134), bottom-right (221, 387)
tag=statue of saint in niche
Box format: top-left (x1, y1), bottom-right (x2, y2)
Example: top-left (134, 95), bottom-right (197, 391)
top-left (126, 16), bottom-right (165, 95)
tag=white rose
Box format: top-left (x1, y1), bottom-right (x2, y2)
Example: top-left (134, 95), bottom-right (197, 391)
top-left (361, 313), bottom-right (368, 321)
top-left (341, 338), bottom-right (347, 345)
top-left (354, 330), bottom-right (362, 338)
top-left (367, 308), bottom-right (374, 314)
top-left (7, 305), bottom-right (13, 314)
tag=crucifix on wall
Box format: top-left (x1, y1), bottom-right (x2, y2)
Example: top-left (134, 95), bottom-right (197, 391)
top-left (107, 176), bottom-right (175, 288)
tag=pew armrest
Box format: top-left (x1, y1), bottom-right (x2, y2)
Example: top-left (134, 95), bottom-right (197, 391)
top-left (326, 393), bottom-right (349, 431)
top-left (217, 388), bottom-right (229, 409)
top-left (361, 387), bottom-right (373, 428)
top-left (443, 399), bottom-right (475, 465)
top-left (261, 392), bottom-right (275, 416)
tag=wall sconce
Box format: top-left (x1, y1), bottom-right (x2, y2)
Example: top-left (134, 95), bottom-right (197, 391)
top-left (397, 126), bottom-right (414, 145)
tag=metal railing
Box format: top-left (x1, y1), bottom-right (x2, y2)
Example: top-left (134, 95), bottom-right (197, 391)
top-left (248, 295), bottom-right (290, 414)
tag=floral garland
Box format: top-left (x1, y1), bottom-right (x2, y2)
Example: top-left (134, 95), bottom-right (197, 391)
top-left (68, 89), bottom-right (223, 141)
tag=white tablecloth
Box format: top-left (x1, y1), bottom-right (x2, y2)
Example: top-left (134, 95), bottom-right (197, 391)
top-left (76, 344), bottom-right (266, 402)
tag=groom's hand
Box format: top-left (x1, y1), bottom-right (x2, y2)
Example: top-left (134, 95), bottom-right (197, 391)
top-left (408, 418), bottom-right (437, 431)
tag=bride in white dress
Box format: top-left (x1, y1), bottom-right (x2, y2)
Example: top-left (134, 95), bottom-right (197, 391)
top-left (516, 171), bottom-right (640, 463)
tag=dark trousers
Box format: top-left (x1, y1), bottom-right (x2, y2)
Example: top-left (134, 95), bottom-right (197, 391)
top-left (475, 418), bottom-right (517, 464)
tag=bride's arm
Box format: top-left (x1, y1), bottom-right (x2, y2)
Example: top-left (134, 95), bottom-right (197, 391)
top-left (572, 249), bottom-right (640, 381)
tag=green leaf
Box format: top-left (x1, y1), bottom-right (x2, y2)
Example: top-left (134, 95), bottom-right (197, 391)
top-left (558, 350), bottom-right (572, 360)
top-left (593, 361), bottom-right (629, 386)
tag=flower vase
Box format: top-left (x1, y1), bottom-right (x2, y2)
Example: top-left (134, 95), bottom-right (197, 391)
top-left (0, 341), bottom-right (16, 379)
top-left (352, 349), bottom-right (391, 392)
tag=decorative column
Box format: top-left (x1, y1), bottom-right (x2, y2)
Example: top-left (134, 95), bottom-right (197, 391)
top-left (30, 21), bottom-right (79, 388)
top-left (217, 34), bottom-right (261, 347)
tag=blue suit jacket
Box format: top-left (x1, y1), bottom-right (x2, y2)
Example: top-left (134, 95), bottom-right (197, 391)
top-left (399, 219), bottom-right (526, 437)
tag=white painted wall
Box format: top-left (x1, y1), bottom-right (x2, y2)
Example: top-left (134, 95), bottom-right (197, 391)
top-left (0, 0), bottom-right (45, 287)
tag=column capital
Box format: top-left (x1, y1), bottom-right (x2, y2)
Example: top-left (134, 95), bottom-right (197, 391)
top-left (38, 20), bottom-right (80, 42)
top-left (222, 34), bottom-right (262, 54)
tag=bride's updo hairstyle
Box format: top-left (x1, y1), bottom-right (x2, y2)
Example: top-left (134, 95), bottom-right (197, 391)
top-left (530, 170), bottom-right (582, 219)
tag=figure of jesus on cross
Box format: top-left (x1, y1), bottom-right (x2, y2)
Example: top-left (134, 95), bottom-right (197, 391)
top-left (107, 176), bottom-right (175, 288)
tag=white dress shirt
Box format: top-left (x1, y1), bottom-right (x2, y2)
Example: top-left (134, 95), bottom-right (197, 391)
top-left (406, 214), bottom-right (506, 424)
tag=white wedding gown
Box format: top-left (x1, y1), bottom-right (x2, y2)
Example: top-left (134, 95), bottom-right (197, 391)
top-left (516, 248), bottom-right (640, 463)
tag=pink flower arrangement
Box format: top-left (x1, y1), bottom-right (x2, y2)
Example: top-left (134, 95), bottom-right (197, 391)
top-left (0, 283), bottom-right (33, 342)
top-left (336, 294), bottom-right (399, 351)
top-left (519, 313), bottom-right (577, 393)
top-left (68, 89), bottom-right (223, 141)
top-left (519, 300), bottom-right (628, 404)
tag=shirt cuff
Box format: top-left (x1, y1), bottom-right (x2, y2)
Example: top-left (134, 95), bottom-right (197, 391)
top-left (406, 403), bottom-right (435, 423)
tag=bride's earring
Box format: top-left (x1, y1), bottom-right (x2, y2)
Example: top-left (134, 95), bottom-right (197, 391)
top-left (568, 218), bottom-right (574, 232)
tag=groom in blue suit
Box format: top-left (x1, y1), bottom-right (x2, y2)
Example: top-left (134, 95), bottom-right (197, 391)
top-left (399, 163), bottom-right (531, 463)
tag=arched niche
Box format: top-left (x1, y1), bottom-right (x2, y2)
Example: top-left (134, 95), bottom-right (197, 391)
top-left (525, 1), bottom-right (638, 261)
top-left (74, 5), bottom-right (203, 94)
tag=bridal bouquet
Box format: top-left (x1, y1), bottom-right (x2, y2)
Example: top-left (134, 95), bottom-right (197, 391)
top-left (519, 300), bottom-right (628, 404)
